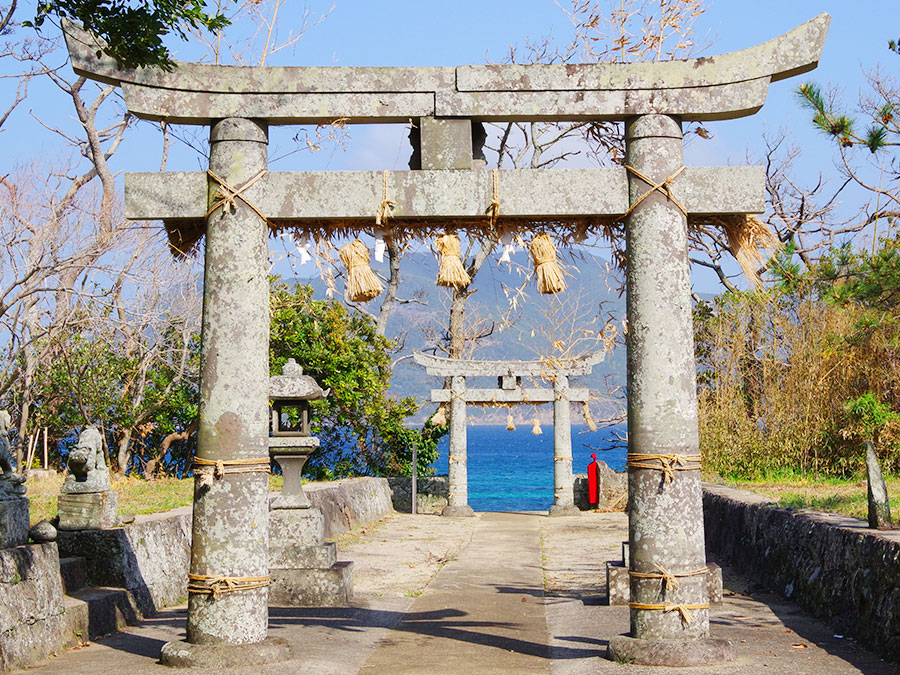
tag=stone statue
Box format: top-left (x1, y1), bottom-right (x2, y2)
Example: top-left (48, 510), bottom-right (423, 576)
top-left (0, 410), bottom-right (25, 498)
top-left (62, 426), bottom-right (110, 494)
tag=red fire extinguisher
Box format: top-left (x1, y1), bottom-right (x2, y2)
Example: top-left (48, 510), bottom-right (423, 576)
top-left (588, 452), bottom-right (599, 506)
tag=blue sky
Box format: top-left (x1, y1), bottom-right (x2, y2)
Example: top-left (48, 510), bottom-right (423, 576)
top-left (3, 1), bottom-right (894, 174)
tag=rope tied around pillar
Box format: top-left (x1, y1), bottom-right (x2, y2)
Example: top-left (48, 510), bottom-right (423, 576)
top-left (192, 457), bottom-right (271, 489)
top-left (187, 573), bottom-right (271, 598)
top-left (629, 563), bottom-right (708, 591)
top-left (486, 168), bottom-right (500, 227)
top-left (626, 453), bottom-right (701, 484)
top-left (629, 602), bottom-right (709, 626)
top-left (375, 169), bottom-right (395, 226)
top-left (623, 164), bottom-right (688, 219)
top-left (206, 169), bottom-right (269, 222)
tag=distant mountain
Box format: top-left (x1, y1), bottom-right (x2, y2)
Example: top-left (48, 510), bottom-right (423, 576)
top-left (287, 247), bottom-right (628, 424)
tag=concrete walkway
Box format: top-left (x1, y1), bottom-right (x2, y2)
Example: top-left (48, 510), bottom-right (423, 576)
top-left (362, 512), bottom-right (550, 673)
top-left (15, 511), bottom-right (899, 674)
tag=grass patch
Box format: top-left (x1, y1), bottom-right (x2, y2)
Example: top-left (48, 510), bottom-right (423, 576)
top-left (26, 472), bottom-right (287, 525)
top-left (726, 473), bottom-right (900, 521)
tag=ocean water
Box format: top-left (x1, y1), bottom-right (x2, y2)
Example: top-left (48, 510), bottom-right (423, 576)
top-left (431, 424), bottom-right (627, 512)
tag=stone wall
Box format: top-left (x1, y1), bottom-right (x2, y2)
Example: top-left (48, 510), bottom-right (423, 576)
top-left (56, 506), bottom-right (192, 617)
top-left (304, 477), bottom-right (395, 540)
top-left (388, 472), bottom-right (629, 513)
top-left (703, 484), bottom-right (900, 663)
top-left (53, 479), bottom-right (395, 617)
top-left (0, 543), bottom-right (65, 672)
top-left (387, 476), bottom-right (449, 514)
top-left (4, 478), bottom-right (395, 670)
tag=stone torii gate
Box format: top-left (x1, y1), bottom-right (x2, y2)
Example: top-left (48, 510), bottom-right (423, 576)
top-left (63, 12), bottom-right (828, 668)
top-left (413, 351), bottom-right (604, 517)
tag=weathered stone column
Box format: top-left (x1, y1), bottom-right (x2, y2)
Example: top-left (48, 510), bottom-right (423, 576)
top-left (442, 375), bottom-right (474, 517)
top-left (607, 114), bottom-right (733, 666)
top-left (549, 376), bottom-right (579, 516)
top-left (161, 118), bottom-right (290, 667)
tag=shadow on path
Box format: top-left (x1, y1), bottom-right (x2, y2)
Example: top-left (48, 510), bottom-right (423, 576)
top-left (270, 605), bottom-right (606, 660)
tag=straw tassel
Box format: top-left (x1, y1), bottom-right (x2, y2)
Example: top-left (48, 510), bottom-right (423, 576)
top-left (581, 401), bottom-right (598, 432)
top-left (339, 239), bottom-right (382, 302)
top-left (506, 412), bottom-right (516, 431)
top-left (529, 233), bottom-right (566, 294)
top-left (722, 215), bottom-right (780, 290)
top-left (531, 417), bottom-right (542, 435)
top-left (431, 404), bottom-right (448, 427)
top-left (435, 233), bottom-right (471, 288)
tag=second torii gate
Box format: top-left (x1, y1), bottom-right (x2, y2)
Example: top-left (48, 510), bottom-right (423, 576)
top-left (62, 11), bottom-right (829, 668)
top-left (413, 351), bottom-right (604, 517)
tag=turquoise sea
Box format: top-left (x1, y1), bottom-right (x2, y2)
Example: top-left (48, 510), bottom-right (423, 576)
top-left (431, 424), bottom-right (627, 512)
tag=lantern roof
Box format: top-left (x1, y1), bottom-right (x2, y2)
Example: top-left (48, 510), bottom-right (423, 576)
top-left (270, 359), bottom-right (329, 401)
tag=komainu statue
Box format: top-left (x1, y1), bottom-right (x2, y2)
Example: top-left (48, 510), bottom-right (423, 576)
top-left (62, 426), bottom-right (110, 494)
top-left (0, 410), bottom-right (25, 498)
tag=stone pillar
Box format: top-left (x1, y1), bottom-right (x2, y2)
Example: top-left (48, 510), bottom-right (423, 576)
top-left (161, 118), bottom-right (290, 667)
top-left (607, 115), bottom-right (733, 666)
top-left (549, 376), bottom-right (579, 516)
top-left (442, 375), bottom-right (474, 517)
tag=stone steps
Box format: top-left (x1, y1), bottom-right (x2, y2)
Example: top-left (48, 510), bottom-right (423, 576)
top-left (58, 554), bottom-right (144, 646)
top-left (59, 556), bottom-right (87, 594)
top-left (61, 594), bottom-right (90, 649)
top-left (64, 586), bottom-right (143, 640)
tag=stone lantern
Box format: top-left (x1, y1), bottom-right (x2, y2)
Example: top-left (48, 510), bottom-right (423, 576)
top-left (269, 358), bottom-right (329, 509)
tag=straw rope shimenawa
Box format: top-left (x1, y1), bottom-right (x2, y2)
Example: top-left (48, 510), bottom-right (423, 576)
top-left (435, 233), bottom-right (471, 288)
top-left (187, 573), bottom-right (270, 598)
top-left (628, 602), bottom-right (709, 626)
top-left (529, 233), bottom-right (567, 294)
top-left (339, 239), bottom-right (383, 302)
top-left (166, 162), bottom-right (778, 292)
top-left (629, 563), bottom-right (708, 591)
top-left (192, 456), bottom-right (270, 489)
top-left (626, 453), bottom-right (701, 484)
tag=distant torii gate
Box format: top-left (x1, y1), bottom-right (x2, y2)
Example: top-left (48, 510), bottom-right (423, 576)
top-left (413, 351), bottom-right (603, 517)
top-left (63, 12), bottom-right (828, 669)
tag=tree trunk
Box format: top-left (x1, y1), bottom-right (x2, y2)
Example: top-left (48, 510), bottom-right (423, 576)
top-left (375, 237), bottom-right (402, 338)
top-left (117, 428), bottom-right (132, 475)
top-left (152, 418), bottom-right (199, 477)
top-left (449, 288), bottom-right (469, 358)
top-left (446, 236), bottom-right (497, 358)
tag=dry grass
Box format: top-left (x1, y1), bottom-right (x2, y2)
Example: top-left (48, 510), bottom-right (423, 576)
top-left (25, 472), bottom-right (284, 525)
top-left (731, 474), bottom-right (900, 521)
